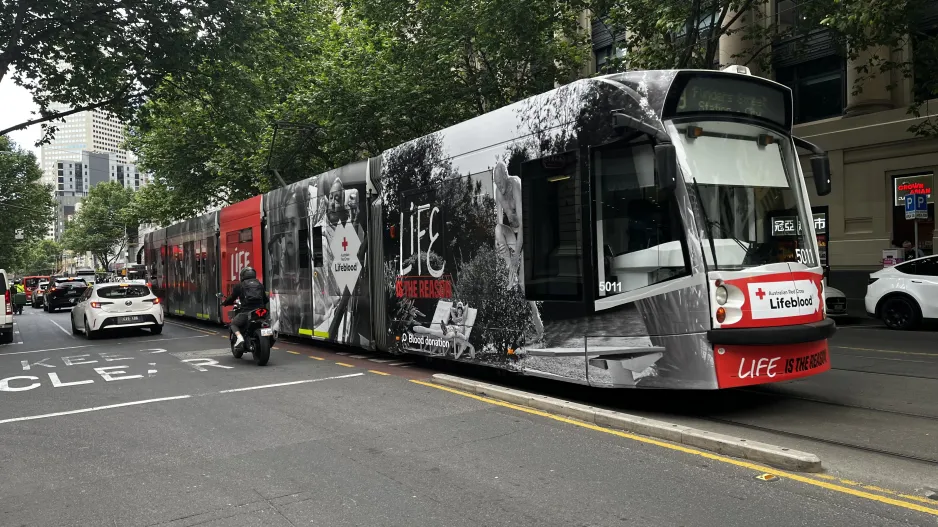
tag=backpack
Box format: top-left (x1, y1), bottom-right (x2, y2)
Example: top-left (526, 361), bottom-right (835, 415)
top-left (241, 278), bottom-right (265, 305)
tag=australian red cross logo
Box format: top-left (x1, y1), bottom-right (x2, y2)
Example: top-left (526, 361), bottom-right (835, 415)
top-left (755, 288), bottom-right (766, 300)
top-left (341, 237), bottom-right (348, 251)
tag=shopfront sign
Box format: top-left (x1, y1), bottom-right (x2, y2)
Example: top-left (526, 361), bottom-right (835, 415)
top-left (894, 173), bottom-right (933, 206)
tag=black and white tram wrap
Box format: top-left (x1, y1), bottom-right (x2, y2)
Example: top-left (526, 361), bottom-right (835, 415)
top-left (145, 67), bottom-right (837, 389)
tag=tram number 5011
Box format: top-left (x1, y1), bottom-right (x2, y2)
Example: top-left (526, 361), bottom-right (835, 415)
top-left (599, 281), bottom-right (622, 293)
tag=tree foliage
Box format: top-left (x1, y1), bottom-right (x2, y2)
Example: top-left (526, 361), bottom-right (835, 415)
top-left (61, 182), bottom-right (136, 271)
top-left (0, 136), bottom-right (55, 270)
top-left (0, 0), bottom-right (261, 142)
top-left (595, 0), bottom-right (938, 134)
top-left (128, 0), bottom-right (593, 221)
top-left (12, 239), bottom-right (62, 275)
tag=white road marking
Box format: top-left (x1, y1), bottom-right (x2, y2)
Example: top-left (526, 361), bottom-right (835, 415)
top-left (216, 372), bottom-right (364, 393)
top-left (165, 321), bottom-right (217, 335)
top-left (0, 345), bottom-right (92, 357)
top-left (368, 358), bottom-right (394, 363)
top-left (49, 319), bottom-right (73, 336)
top-left (49, 372), bottom-right (94, 388)
top-left (387, 361), bottom-right (412, 366)
top-left (348, 354), bottom-right (368, 359)
top-left (0, 395), bottom-right (192, 424)
top-left (144, 348), bottom-right (167, 354)
top-left (136, 335), bottom-right (211, 343)
top-left (334, 352), bottom-right (350, 356)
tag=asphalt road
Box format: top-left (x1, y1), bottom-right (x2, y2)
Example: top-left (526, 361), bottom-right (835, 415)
top-left (1, 308), bottom-right (937, 526)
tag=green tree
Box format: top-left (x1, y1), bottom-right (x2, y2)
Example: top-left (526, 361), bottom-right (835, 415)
top-left (128, 0), bottom-right (595, 220)
top-left (13, 239), bottom-right (62, 275)
top-left (594, 0), bottom-right (938, 136)
top-left (61, 182), bottom-right (137, 272)
top-left (0, 0), bottom-right (263, 143)
top-left (0, 136), bottom-right (55, 270)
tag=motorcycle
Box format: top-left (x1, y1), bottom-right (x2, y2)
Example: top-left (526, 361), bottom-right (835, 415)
top-left (217, 294), bottom-right (275, 366)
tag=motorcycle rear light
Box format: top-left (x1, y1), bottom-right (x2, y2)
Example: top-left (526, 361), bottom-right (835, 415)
top-left (255, 308), bottom-right (268, 317)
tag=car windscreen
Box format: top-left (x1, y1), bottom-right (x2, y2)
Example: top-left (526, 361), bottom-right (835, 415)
top-left (54, 280), bottom-right (87, 289)
top-left (97, 285), bottom-right (151, 299)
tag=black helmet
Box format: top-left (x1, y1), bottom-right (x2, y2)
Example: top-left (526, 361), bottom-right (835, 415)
top-left (239, 267), bottom-right (257, 281)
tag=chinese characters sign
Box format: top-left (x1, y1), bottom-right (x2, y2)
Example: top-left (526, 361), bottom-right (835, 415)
top-left (771, 213), bottom-right (826, 237)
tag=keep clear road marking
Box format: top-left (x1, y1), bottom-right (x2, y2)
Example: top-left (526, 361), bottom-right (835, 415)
top-left (0, 345), bottom-right (92, 357)
top-left (0, 373), bottom-right (365, 425)
top-left (49, 319), bottom-right (73, 337)
top-left (410, 380), bottom-right (938, 518)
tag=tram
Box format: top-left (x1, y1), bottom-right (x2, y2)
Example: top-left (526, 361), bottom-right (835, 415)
top-left (144, 66), bottom-right (835, 389)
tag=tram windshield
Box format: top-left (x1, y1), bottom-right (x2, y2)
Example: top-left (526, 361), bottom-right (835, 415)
top-left (669, 120), bottom-right (818, 271)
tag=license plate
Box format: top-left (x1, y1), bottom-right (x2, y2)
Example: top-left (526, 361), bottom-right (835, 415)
top-left (260, 328), bottom-right (273, 336)
top-left (67, 291), bottom-right (77, 296)
top-left (118, 315), bottom-right (143, 323)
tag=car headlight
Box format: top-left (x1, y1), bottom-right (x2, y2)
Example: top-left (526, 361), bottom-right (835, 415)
top-left (715, 285), bottom-right (728, 305)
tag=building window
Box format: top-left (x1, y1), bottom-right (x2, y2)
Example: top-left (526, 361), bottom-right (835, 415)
top-left (775, 55), bottom-right (845, 123)
top-left (913, 27), bottom-right (938, 102)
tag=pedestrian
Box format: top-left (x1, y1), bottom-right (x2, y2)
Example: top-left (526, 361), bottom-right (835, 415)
top-left (901, 240), bottom-right (925, 260)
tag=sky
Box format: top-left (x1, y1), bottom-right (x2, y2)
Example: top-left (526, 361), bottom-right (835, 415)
top-left (0, 75), bottom-right (42, 157)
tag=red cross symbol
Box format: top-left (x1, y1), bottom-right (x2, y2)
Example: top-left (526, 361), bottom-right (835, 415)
top-left (341, 237), bottom-right (348, 251)
top-left (755, 288), bottom-right (766, 300)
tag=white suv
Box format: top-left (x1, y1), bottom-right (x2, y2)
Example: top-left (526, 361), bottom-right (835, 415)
top-left (0, 269), bottom-right (13, 343)
top-left (865, 255), bottom-right (938, 330)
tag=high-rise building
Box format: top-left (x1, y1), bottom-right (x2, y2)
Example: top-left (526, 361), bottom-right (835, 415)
top-left (40, 104), bottom-right (134, 188)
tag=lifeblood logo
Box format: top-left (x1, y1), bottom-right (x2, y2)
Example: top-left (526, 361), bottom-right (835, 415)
top-left (330, 223), bottom-right (361, 294)
top-left (747, 279), bottom-right (819, 319)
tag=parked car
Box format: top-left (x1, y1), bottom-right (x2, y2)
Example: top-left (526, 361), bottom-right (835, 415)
top-left (865, 255), bottom-right (938, 330)
top-left (70, 282), bottom-right (164, 338)
top-left (0, 269), bottom-right (13, 343)
top-left (31, 281), bottom-right (49, 308)
top-left (824, 284), bottom-right (848, 318)
top-left (43, 277), bottom-right (89, 313)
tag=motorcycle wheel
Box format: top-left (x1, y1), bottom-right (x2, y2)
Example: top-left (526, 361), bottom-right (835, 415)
top-left (229, 331), bottom-right (244, 359)
top-left (254, 332), bottom-right (270, 366)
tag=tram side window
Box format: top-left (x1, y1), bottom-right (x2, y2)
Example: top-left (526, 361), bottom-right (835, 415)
top-left (594, 141), bottom-right (688, 297)
top-left (520, 151), bottom-right (584, 301)
top-left (312, 227), bottom-right (323, 267)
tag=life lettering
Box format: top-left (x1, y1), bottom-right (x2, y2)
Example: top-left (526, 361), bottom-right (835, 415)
top-left (738, 357), bottom-right (780, 379)
top-left (399, 201), bottom-right (444, 278)
top-left (230, 250), bottom-right (250, 280)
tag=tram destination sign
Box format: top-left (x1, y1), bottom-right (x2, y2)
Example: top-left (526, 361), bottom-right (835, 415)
top-left (771, 213), bottom-right (826, 237)
top-left (668, 75), bottom-right (788, 127)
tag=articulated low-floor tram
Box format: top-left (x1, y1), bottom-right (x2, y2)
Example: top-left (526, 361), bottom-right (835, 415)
top-left (145, 65), bottom-right (835, 389)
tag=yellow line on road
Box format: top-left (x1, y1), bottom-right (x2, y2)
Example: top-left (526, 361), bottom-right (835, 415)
top-left (335, 362), bottom-right (355, 368)
top-left (832, 345), bottom-right (938, 358)
top-left (410, 380), bottom-right (938, 518)
top-left (309, 356), bottom-right (325, 361)
top-left (286, 350), bottom-right (300, 355)
top-left (368, 370), bottom-right (390, 376)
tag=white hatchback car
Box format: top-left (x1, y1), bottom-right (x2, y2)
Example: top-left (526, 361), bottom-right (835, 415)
top-left (70, 282), bottom-right (164, 338)
top-left (865, 255), bottom-right (938, 330)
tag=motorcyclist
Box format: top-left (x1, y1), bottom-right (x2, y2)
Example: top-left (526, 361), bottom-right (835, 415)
top-left (221, 266), bottom-right (268, 349)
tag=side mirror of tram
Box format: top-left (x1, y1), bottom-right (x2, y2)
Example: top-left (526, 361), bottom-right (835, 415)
top-left (811, 155), bottom-right (832, 196)
top-left (655, 143), bottom-right (678, 194)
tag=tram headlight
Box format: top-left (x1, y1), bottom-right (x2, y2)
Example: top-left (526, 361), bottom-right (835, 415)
top-left (715, 285), bottom-right (728, 305)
